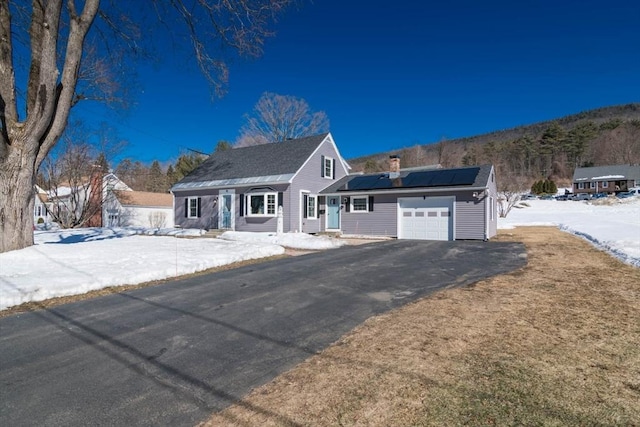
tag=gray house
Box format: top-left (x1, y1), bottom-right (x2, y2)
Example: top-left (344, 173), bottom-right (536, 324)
top-left (320, 159), bottom-right (497, 241)
top-left (171, 133), bottom-right (350, 233)
top-left (572, 164), bottom-right (640, 194)
top-left (172, 133), bottom-right (497, 240)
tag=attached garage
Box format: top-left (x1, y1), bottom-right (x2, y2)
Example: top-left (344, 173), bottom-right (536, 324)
top-left (398, 197), bottom-right (454, 240)
top-left (319, 163), bottom-right (498, 241)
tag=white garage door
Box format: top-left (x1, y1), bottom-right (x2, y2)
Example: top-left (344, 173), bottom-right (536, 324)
top-left (398, 197), bottom-right (454, 241)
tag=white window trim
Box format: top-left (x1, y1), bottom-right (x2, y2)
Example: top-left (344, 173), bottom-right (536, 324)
top-left (602, 181), bottom-right (608, 188)
top-left (187, 197), bottom-right (200, 218)
top-left (589, 181), bottom-right (596, 189)
top-left (351, 196), bottom-right (369, 213)
top-left (307, 194), bottom-right (317, 219)
top-left (578, 182), bottom-right (585, 190)
top-left (323, 156), bottom-right (334, 179)
top-left (245, 192), bottom-right (277, 217)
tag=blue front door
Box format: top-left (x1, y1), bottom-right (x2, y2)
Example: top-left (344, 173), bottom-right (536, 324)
top-left (327, 196), bottom-right (340, 229)
top-left (221, 194), bottom-right (232, 228)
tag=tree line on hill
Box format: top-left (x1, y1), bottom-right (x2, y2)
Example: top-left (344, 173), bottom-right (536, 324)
top-left (351, 104), bottom-right (640, 192)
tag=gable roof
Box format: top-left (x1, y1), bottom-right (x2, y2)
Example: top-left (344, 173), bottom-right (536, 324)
top-left (172, 133), bottom-right (332, 191)
top-left (573, 164), bottom-right (640, 182)
top-left (113, 190), bottom-right (173, 208)
top-left (321, 164), bottom-right (493, 194)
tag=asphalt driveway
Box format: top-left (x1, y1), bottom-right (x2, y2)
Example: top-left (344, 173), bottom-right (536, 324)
top-left (0, 239), bottom-right (526, 426)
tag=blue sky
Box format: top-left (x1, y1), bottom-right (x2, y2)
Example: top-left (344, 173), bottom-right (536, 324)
top-left (77, 0), bottom-right (640, 164)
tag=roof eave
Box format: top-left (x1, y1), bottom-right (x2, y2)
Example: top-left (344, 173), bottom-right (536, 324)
top-left (321, 185), bottom-right (490, 195)
top-left (171, 173), bottom-right (295, 192)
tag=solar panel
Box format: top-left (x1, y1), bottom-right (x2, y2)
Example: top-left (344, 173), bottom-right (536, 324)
top-left (336, 167), bottom-right (480, 191)
top-left (343, 175), bottom-right (384, 191)
top-left (404, 167), bottom-right (479, 188)
top-left (427, 170), bottom-right (456, 186)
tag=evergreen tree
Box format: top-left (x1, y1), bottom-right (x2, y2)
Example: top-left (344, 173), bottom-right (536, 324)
top-left (566, 121), bottom-right (597, 167)
top-left (148, 161), bottom-right (167, 192)
top-left (215, 140), bottom-right (232, 152)
top-left (166, 165), bottom-right (178, 187)
top-left (538, 122), bottom-right (567, 176)
top-left (174, 153), bottom-right (206, 182)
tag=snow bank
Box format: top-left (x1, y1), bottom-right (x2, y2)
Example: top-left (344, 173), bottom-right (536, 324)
top-left (0, 229), bottom-right (283, 311)
top-left (499, 198), bottom-right (640, 267)
top-left (218, 231), bottom-right (346, 250)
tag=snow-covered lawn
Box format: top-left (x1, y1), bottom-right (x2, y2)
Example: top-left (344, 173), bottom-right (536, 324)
top-left (0, 197), bottom-right (638, 312)
top-left (499, 197), bottom-right (640, 267)
top-left (0, 228), bottom-right (343, 311)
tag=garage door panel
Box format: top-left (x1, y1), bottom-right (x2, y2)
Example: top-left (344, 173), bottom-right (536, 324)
top-left (398, 197), bottom-right (453, 241)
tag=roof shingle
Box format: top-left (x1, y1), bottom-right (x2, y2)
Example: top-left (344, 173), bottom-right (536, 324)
top-left (173, 133), bottom-right (330, 187)
top-left (113, 191), bottom-right (173, 207)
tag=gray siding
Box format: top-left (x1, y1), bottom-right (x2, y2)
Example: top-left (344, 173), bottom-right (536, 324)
top-left (333, 188), bottom-right (492, 240)
top-left (234, 184), bottom-right (290, 232)
top-left (173, 189), bottom-right (219, 230)
top-left (340, 193), bottom-right (397, 236)
top-left (290, 136), bottom-right (349, 233)
top-left (455, 193), bottom-right (485, 240)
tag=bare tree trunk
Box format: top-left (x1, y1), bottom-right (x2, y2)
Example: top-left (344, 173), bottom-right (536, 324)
top-left (0, 0), bottom-right (99, 253)
top-left (0, 141), bottom-right (37, 252)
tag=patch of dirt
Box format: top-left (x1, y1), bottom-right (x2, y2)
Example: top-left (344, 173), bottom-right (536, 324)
top-left (200, 227), bottom-right (640, 426)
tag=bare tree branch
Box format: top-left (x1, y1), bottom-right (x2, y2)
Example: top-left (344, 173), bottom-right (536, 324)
top-left (236, 92), bottom-right (329, 146)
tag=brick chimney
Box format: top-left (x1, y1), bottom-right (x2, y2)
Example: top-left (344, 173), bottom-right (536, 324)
top-left (389, 155), bottom-right (400, 179)
top-left (86, 166), bottom-right (103, 227)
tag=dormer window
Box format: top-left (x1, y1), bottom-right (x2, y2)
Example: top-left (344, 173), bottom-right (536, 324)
top-left (321, 155), bottom-right (334, 179)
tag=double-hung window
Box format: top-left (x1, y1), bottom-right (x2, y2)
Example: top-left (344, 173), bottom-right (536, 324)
top-left (602, 181), bottom-right (608, 188)
top-left (246, 192), bottom-right (277, 217)
top-left (187, 197), bottom-right (200, 218)
top-left (589, 182), bottom-right (596, 189)
top-left (321, 155), bottom-right (334, 179)
top-left (578, 182), bottom-right (585, 190)
top-left (304, 194), bottom-right (317, 219)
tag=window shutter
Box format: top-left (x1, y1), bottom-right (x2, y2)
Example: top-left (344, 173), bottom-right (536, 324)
top-left (318, 195), bottom-right (325, 205)
top-left (345, 196), bottom-right (350, 212)
top-left (303, 194), bottom-right (308, 218)
top-left (239, 194), bottom-right (244, 217)
top-left (184, 198), bottom-right (188, 217)
top-left (278, 192), bottom-right (283, 207)
top-left (321, 155), bottom-right (325, 177)
top-left (368, 196), bottom-right (374, 212)
top-left (197, 197), bottom-right (202, 217)
top-left (332, 159), bottom-right (335, 179)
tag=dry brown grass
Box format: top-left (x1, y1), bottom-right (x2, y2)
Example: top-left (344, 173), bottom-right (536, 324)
top-left (201, 227), bottom-right (640, 426)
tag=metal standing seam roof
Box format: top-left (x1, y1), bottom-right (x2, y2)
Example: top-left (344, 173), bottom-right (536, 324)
top-left (171, 133), bottom-right (331, 190)
top-left (572, 165), bottom-right (640, 181)
top-left (320, 164), bottom-right (493, 194)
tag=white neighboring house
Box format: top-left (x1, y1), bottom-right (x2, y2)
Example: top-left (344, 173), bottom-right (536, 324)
top-left (104, 189), bottom-right (174, 228)
top-left (33, 185), bottom-right (53, 225)
top-left (34, 172), bottom-right (173, 228)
